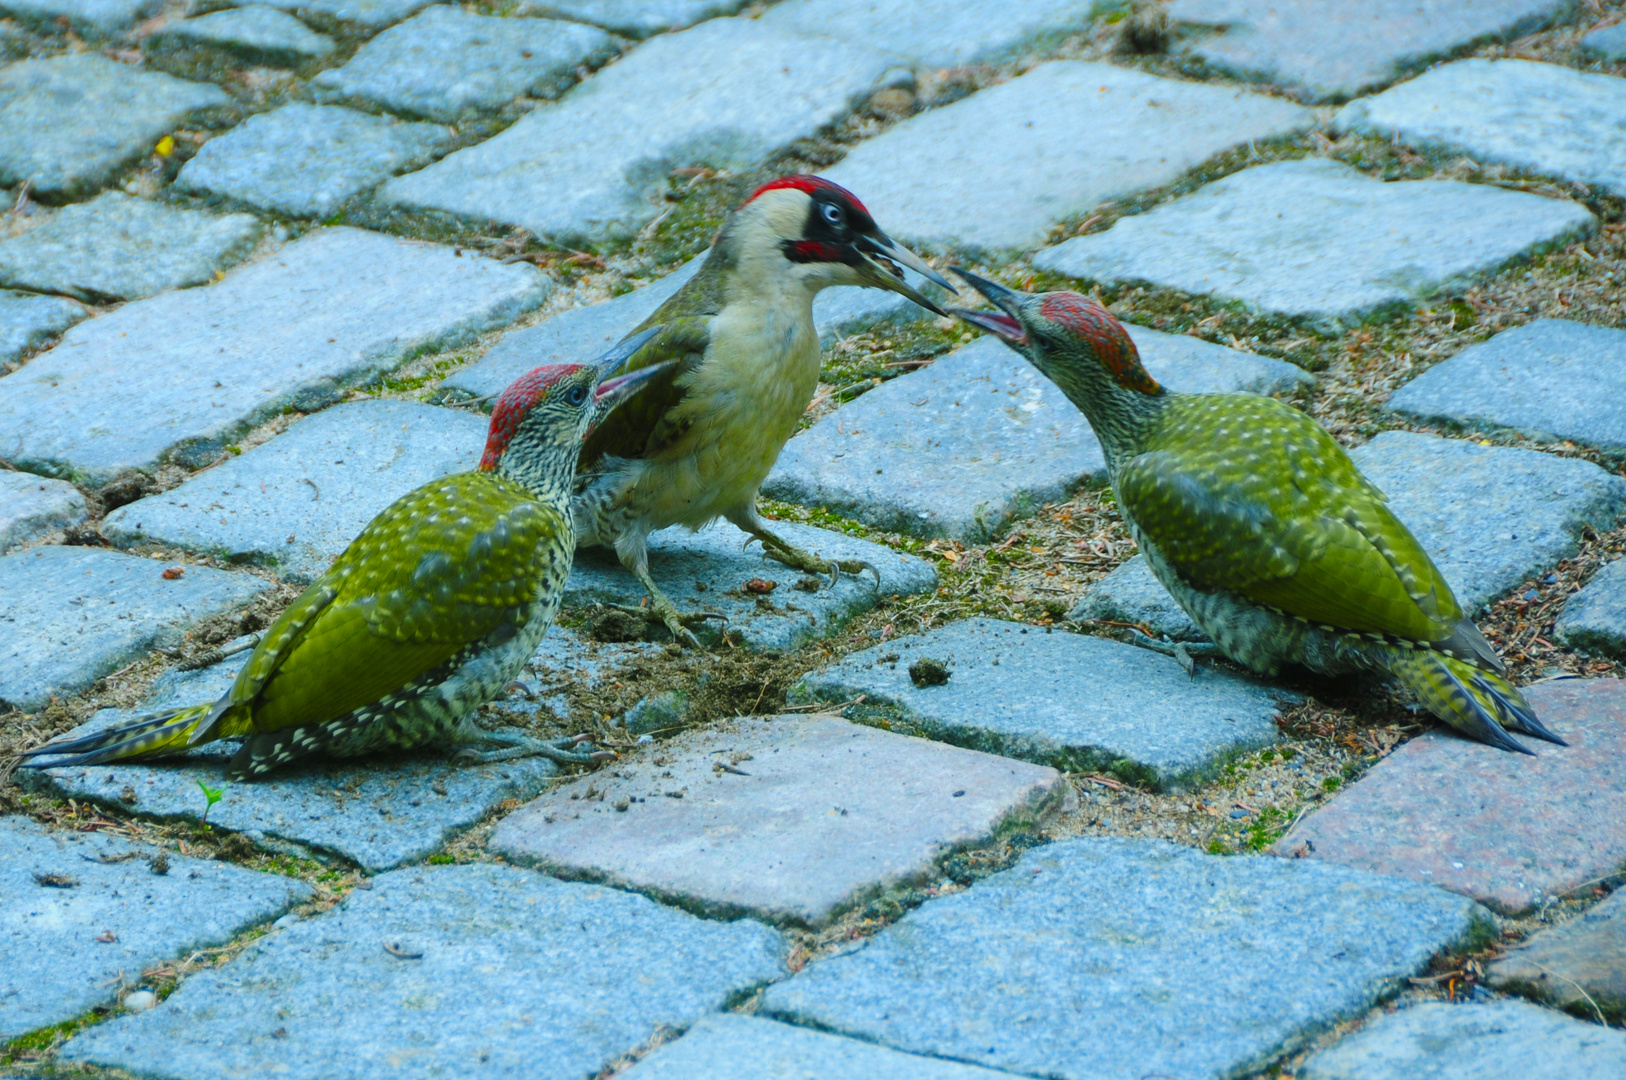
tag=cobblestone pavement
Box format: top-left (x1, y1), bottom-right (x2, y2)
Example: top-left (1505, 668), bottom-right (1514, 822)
top-left (1, 1), bottom-right (1625, 1077)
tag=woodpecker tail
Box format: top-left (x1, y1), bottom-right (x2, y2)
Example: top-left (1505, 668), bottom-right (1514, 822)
top-left (18, 704), bottom-right (214, 768)
top-left (1390, 650), bottom-right (1567, 755)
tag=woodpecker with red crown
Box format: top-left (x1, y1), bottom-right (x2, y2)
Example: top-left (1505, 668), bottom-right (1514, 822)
top-left (573, 175), bottom-right (953, 645)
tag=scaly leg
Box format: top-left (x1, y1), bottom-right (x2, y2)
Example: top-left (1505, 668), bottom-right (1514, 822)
top-left (1127, 629), bottom-right (1222, 678)
top-left (611, 528), bottom-right (726, 648)
top-left (456, 730), bottom-right (614, 766)
top-left (727, 504), bottom-right (878, 588)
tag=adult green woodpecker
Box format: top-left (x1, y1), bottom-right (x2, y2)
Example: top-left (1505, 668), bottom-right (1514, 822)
top-left (22, 331), bottom-right (670, 780)
top-left (951, 270), bottom-right (1565, 755)
top-left (574, 175), bottom-right (952, 645)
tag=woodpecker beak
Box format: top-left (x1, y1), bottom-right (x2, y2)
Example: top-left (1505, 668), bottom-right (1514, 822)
top-left (591, 325), bottom-right (663, 381)
top-left (593, 358), bottom-right (674, 415)
top-left (947, 267), bottom-right (1028, 346)
top-left (853, 232), bottom-right (955, 316)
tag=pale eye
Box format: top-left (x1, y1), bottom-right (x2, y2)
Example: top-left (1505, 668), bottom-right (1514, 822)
top-left (566, 384), bottom-right (588, 407)
top-left (821, 203), bottom-right (843, 226)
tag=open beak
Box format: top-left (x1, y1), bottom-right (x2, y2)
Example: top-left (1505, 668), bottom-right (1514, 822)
top-left (854, 232), bottom-right (955, 317)
top-left (591, 324), bottom-right (662, 381)
top-left (947, 267), bottom-right (1028, 346)
top-left (593, 358), bottom-right (674, 415)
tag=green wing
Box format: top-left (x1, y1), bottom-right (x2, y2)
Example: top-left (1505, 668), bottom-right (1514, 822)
top-left (1115, 395), bottom-right (1461, 641)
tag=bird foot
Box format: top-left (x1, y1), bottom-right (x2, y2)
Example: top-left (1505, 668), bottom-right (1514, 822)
top-left (760, 540), bottom-right (879, 589)
top-left (609, 602), bottom-right (727, 649)
top-left (458, 731), bottom-right (615, 767)
top-left (1127, 630), bottom-right (1221, 678)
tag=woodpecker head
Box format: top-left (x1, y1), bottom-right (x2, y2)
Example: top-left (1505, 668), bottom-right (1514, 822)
top-left (720, 175), bottom-right (953, 314)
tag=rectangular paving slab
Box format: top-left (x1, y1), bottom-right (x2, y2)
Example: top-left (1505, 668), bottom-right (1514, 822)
top-left (765, 328), bottom-right (1310, 542)
top-left (0, 545), bottom-right (266, 711)
top-left (0, 227), bottom-right (548, 485)
top-left (761, 836), bottom-right (1488, 1080)
top-left (490, 714), bottom-right (1066, 927)
top-left (1336, 58), bottom-right (1626, 198)
top-left (0, 470), bottom-right (87, 553)
top-left (825, 60), bottom-right (1311, 252)
top-left (0, 0), bottom-right (163, 36)
top-left (1554, 556), bottom-right (1626, 659)
top-left (1487, 886), bottom-right (1626, 1022)
top-left (254, 0), bottom-right (433, 28)
top-left (1584, 22), bottom-right (1626, 60)
top-left (0, 288), bottom-right (84, 367)
top-left (762, 0), bottom-right (1099, 69)
top-left (1272, 677), bottom-right (1626, 914)
top-left (103, 400), bottom-right (488, 583)
top-left (1069, 554), bottom-right (1203, 641)
top-left (153, 5), bottom-right (337, 65)
top-left (523, 0), bottom-right (746, 37)
top-left (1034, 157), bottom-right (1596, 329)
top-left (60, 862), bottom-right (787, 1080)
top-left (0, 815), bottom-right (312, 1041)
top-left (793, 618), bottom-right (1288, 789)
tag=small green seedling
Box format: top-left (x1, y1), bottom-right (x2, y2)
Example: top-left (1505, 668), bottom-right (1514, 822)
top-left (197, 780), bottom-right (225, 825)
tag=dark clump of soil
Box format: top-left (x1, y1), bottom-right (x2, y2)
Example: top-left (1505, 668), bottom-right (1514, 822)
top-left (908, 658), bottom-right (951, 688)
top-left (586, 606), bottom-right (649, 644)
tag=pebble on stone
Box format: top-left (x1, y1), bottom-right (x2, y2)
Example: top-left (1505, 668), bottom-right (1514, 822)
top-left (825, 61), bottom-right (1311, 251)
top-left (490, 714), bottom-right (1066, 927)
top-left (794, 618), bottom-right (1288, 789)
top-left (1273, 677), bottom-right (1626, 914)
top-left (566, 520), bottom-right (936, 651)
top-left (313, 7), bottom-right (616, 122)
top-left (0, 470), bottom-right (87, 553)
top-left (1298, 1000), bottom-right (1626, 1080)
top-left (521, 0), bottom-right (743, 37)
top-left (103, 400), bottom-right (488, 584)
top-left (154, 5), bottom-right (336, 66)
top-left (60, 863), bottom-right (786, 1079)
top-left (0, 816), bottom-right (312, 1041)
top-left (1486, 887), bottom-right (1626, 1022)
top-left (253, 0), bottom-right (433, 29)
top-left (1336, 59), bottom-right (1626, 199)
top-left (0, 545), bottom-right (266, 711)
top-left (1555, 558), bottom-right (1626, 659)
top-left (0, 0), bottom-right (163, 35)
top-left (762, 837), bottom-right (1488, 1080)
top-left (1035, 158), bottom-right (1595, 329)
top-left (177, 103), bottom-right (454, 220)
top-left (1582, 22), bottom-right (1626, 60)
top-left (0, 192), bottom-right (263, 303)
top-left (1166, 0), bottom-right (1567, 102)
top-left (0, 227), bottom-right (548, 485)
top-left (765, 328), bottom-right (1310, 542)
top-left (763, 0), bottom-right (1098, 69)
top-left (0, 289), bottom-right (84, 367)
top-left (382, 16), bottom-right (898, 245)
top-left (1069, 555), bottom-right (1203, 641)
top-left (0, 54), bottom-right (229, 200)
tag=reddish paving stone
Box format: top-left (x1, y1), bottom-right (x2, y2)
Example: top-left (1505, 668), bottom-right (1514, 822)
top-left (1486, 887), bottom-right (1626, 1022)
top-left (1272, 678), bottom-right (1626, 913)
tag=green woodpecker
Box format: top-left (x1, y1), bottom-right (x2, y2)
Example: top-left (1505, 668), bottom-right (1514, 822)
top-left (951, 270), bottom-right (1565, 755)
top-left (22, 331), bottom-right (670, 780)
top-left (574, 174), bottom-right (952, 645)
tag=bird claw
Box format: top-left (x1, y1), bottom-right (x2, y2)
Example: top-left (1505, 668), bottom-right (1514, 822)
top-left (459, 731), bottom-right (614, 767)
top-left (760, 543), bottom-right (880, 590)
top-left (609, 603), bottom-right (727, 648)
top-left (1127, 629), bottom-right (1220, 677)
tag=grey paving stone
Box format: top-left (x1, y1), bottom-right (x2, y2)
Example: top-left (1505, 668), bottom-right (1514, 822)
top-left (1035, 158), bottom-right (1596, 328)
top-left (155, 5), bottom-right (336, 65)
top-left (0, 816), bottom-right (311, 1041)
top-left (0, 469), bottom-right (87, 553)
top-left (382, 16), bottom-right (897, 245)
top-left (1337, 59), bottom-right (1626, 198)
top-left (0, 289), bottom-right (84, 367)
top-left (1273, 677), bottom-right (1626, 914)
top-left (762, 0), bottom-right (1097, 68)
top-left (765, 329), bottom-right (1310, 542)
top-left (762, 837), bottom-right (1488, 1080)
top-left (1299, 1000), bottom-right (1626, 1080)
top-left (1555, 558), bottom-right (1626, 658)
top-left (826, 61), bottom-right (1310, 253)
top-left (0, 226), bottom-right (548, 485)
top-left (0, 545), bottom-right (266, 711)
top-left (566, 521), bottom-right (936, 651)
top-left (0, 54), bottom-right (229, 200)
top-left (521, 0), bottom-right (744, 37)
top-left (793, 618), bottom-right (1288, 789)
top-left (103, 400), bottom-right (488, 584)
top-left (1167, 0), bottom-right (1565, 102)
top-left (620, 1014), bottom-right (1020, 1080)
top-left (313, 7), bottom-right (614, 122)
top-left (61, 862), bottom-right (787, 1079)
top-left (254, 0), bottom-right (433, 29)
top-left (491, 714), bottom-right (1065, 927)
top-left (1069, 554), bottom-right (1203, 641)
top-left (177, 103), bottom-right (453, 219)
top-left (1487, 888), bottom-right (1626, 1021)
top-left (1389, 319), bottom-right (1626, 452)
top-left (0, 192), bottom-right (263, 303)
top-left (1583, 22), bottom-right (1626, 60)
top-left (0, 0), bottom-right (161, 35)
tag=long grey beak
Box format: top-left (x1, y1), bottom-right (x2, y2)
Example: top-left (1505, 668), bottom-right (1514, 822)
top-left (593, 358), bottom-right (673, 414)
top-left (855, 232), bottom-right (955, 316)
top-left (947, 267), bottom-right (1028, 346)
top-left (592, 324), bottom-right (663, 380)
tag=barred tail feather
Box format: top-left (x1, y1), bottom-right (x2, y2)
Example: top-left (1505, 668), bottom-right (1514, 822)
top-left (18, 704), bottom-right (214, 768)
top-left (1391, 651), bottom-right (1549, 755)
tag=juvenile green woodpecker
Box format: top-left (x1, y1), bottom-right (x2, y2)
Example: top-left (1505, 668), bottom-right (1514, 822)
top-left (23, 331), bottom-right (670, 780)
top-left (951, 270), bottom-right (1565, 755)
top-left (574, 175), bottom-right (952, 645)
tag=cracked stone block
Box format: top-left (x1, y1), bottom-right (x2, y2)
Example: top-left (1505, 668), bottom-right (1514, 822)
top-left (0, 470), bottom-right (87, 554)
top-left (0, 545), bottom-right (267, 711)
top-left (177, 103), bottom-right (453, 219)
top-left (1035, 158), bottom-right (1596, 329)
top-left (254, 0), bottom-right (434, 29)
top-left (0, 192), bottom-right (263, 303)
top-left (0, 816), bottom-right (312, 1041)
top-left (0, 289), bottom-right (84, 367)
top-left (0, 0), bottom-right (162, 35)
top-left (490, 714), bottom-right (1066, 927)
top-left (1487, 887), bottom-right (1626, 1022)
top-left (60, 863), bottom-right (786, 1079)
top-left (1167, 0), bottom-right (1566, 102)
top-left (1299, 1000), bottom-right (1626, 1080)
top-left (520, 0), bottom-right (745, 37)
top-left (762, 837), bottom-right (1488, 1080)
top-left (794, 618), bottom-right (1288, 789)
top-left (313, 7), bottom-right (615, 122)
top-left (1555, 558), bottom-right (1626, 659)
top-left (0, 54), bottom-right (229, 200)
top-left (1583, 22), bottom-right (1626, 60)
top-left (0, 227), bottom-right (549, 485)
top-left (1273, 677), bottom-right (1626, 914)
top-left (1069, 555), bottom-right (1203, 641)
top-left (765, 329), bottom-right (1311, 542)
top-left (382, 16), bottom-right (898, 245)
top-left (825, 61), bottom-right (1311, 252)
top-left (1336, 59), bottom-right (1626, 198)
top-left (763, 0), bottom-right (1099, 68)
top-left (103, 400), bottom-right (489, 584)
top-left (153, 5), bottom-right (336, 65)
